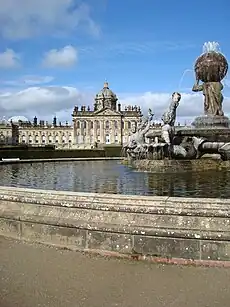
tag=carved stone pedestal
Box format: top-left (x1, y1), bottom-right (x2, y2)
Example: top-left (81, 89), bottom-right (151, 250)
top-left (192, 115), bottom-right (230, 129)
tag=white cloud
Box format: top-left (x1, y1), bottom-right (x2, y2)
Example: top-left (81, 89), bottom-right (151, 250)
top-left (0, 0), bottom-right (100, 40)
top-left (3, 75), bottom-right (54, 86)
top-left (119, 91), bottom-right (230, 123)
top-left (0, 86), bottom-right (93, 122)
top-left (0, 86), bottom-right (230, 124)
top-left (0, 49), bottom-right (20, 68)
top-left (42, 46), bottom-right (78, 68)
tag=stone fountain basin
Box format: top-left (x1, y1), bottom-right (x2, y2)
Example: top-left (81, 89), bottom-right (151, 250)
top-left (1, 185), bottom-right (230, 266)
top-left (127, 158), bottom-right (230, 173)
top-left (146, 126), bottom-right (230, 142)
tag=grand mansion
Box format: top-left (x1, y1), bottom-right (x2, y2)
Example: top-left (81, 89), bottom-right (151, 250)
top-left (0, 82), bottom-right (143, 148)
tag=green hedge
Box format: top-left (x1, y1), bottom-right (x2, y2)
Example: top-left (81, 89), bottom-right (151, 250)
top-left (103, 146), bottom-right (122, 157)
top-left (0, 149), bottom-right (106, 159)
top-left (0, 145), bottom-right (55, 151)
top-left (0, 145), bottom-right (122, 159)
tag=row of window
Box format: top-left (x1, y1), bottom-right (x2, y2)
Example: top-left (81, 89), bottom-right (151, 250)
top-left (20, 139), bottom-right (72, 144)
top-left (76, 120), bottom-right (137, 129)
top-left (76, 135), bottom-right (119, 144)
top-left (19, 132), bottom-right (72, 137)
top-left (76, 132), bottom-right (119, 137)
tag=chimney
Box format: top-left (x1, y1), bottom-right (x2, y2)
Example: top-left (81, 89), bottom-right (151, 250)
top-left (40, 120), bottom-right (44, 127)
top-left (33, 116), bottom-right (37, 126)
top-left (53, 116), bottom-right (57, 127)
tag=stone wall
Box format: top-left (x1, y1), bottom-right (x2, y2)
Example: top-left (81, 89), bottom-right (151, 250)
top-left (1, 186), bottom-right (230, 265)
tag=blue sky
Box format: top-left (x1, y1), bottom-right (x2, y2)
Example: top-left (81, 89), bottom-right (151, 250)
top-left (0, 0), bottom-right (230, 122)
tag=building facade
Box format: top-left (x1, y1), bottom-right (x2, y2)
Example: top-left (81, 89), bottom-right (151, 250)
top-left (0, 121), bottom-right (14, 145)
top-left (0, 82), bottom-right (142, 148)
top-left (72, 82), bottom-right (142, 148)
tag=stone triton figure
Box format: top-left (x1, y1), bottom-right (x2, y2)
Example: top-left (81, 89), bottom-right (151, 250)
top-left (123, 113), bottom-right (154, 159)
top-left (161, 92), bottom-right (181, 145)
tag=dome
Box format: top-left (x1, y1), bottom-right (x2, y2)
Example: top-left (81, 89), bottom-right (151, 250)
top-left (8, 115), bottom-right (29, 124)
top-left (95, 82), bottom-right (117, 100)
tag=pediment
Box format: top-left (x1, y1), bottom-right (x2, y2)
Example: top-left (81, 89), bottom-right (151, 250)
top-left (94, 108), bottom-right (121, 116)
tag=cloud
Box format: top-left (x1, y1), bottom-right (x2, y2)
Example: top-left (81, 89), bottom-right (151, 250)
top-left (0, 86), bottom-right (93, 122)
top-left (0, 49), bottom-right (20, 68)
top-left (0, 0), bottom-right (100, 40)
top-left (0, 86), bottom-right (230, 124)
top-left (119, 91), bottom-right (230, 123)
top-left (3, 75), bottom-right (54, 86)
top-left (42, 46), bottom-right (78, 68)
top-left (79, 41), bottom-right (196, 58)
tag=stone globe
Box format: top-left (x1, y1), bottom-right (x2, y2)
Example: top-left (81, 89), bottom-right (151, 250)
top-left (194, 51), bottom-right (228, 82)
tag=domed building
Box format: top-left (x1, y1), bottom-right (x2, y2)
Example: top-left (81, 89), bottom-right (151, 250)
top-left (72, 82), bottom-right (142, 148)
top-left (94, 82), bottom-right (118, 111)
top-left (0, 82), bottom-right (142, 148)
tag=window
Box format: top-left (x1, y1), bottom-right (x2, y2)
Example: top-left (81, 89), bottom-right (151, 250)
top-left (128, 121), bottom-right (131, 129)
top-left (77, 121), bottom-right (80, 129)
top-left (105, 120), bottom-right (110, 129)
top-left (114, 121), bottom-right (118, 129)
top-left (82, 121), bottom-right (87, 129)
top-left (90, 121), bottom-right (93, 129)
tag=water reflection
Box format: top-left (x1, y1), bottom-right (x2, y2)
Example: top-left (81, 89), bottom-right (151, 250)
top-left (0, 161), bottom-right (230, 198)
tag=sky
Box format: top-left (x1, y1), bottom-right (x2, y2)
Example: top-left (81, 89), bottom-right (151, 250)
top-left (0, 0), bottom-right (230, 124)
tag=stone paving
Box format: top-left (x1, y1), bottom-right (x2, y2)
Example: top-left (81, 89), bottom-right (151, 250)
top-left (0, 236), bottom-right (230, 307)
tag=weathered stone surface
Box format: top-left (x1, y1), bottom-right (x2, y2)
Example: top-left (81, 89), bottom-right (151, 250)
top-left (21, 222), bottom-right (87, 249)
top-left (146, 127), bottom-right (230, 143)
top-left (133, 236), bottom-right (200, 259)
top-left (1, 186), bottom-right (230, 263)
top-left (201, 241), bottom-right (230, 261)
top-left (88, 231), bottom-right (132, 253)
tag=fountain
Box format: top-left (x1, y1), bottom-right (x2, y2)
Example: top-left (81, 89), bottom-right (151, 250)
top-left (2, 41), bottom-right (230, 266)
top-left (122, 42), bottom-right (230, 172)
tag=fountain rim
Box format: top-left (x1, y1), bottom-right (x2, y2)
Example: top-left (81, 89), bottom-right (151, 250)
top-left (1, 185), bottom-right (230, 267)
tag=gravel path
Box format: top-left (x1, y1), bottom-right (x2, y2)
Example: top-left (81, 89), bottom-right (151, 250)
top-left (0, 236), bottom-right (230, 307)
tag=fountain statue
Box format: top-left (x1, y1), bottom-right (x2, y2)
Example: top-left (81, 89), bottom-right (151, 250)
top-left (122, 42), bottom-right (230, 171)
top-left (192, 41), bottom-right (229, 128)
top-left (123, 110), bottom-right (154, 159)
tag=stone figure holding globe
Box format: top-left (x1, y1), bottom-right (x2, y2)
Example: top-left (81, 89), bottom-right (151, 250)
top-left (192, 42), bottom-right (229, 128)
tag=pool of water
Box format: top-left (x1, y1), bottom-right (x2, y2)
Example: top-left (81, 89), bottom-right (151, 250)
top-left (0, 160), bottom-right (230, 198)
